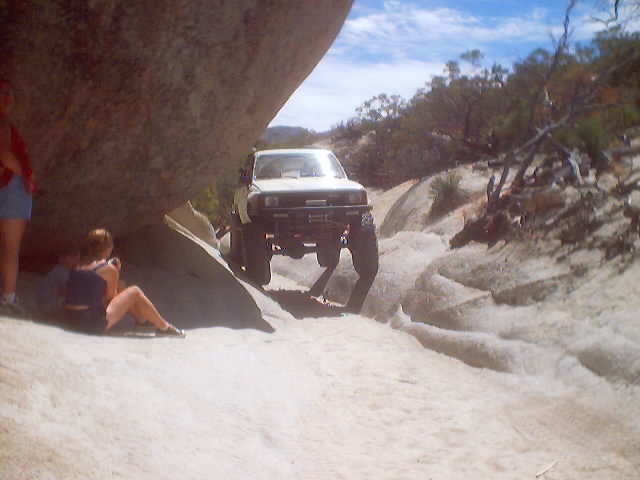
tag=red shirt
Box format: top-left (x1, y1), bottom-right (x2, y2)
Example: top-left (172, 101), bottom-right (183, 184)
top-left (0, 124), bottom-right (36, 193)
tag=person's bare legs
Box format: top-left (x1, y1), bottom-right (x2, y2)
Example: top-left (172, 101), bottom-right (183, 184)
top-left (0, 218), bottom-right (26, 298)
top-left (104, 286), bottom-right (170, 330)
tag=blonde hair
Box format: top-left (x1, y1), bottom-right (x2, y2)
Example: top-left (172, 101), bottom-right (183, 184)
top-left (85, 228), bottom-right (113, 259)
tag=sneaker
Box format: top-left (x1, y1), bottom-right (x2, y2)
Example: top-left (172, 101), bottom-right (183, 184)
top-left (156, 325), bottom-right (186, 338)
top-left (0, 297), bottom-right (26, 317)
top-left (128, 321), bottom-right (156, 337)
top-left (134, 320), bottom-right (154, 331)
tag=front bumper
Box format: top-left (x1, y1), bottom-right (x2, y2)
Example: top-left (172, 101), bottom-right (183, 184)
top-left (251, 204), bottom-right (372, 227)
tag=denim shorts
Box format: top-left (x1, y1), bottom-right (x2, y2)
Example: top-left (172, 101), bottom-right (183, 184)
top-left (0, 175), bottom-right (33, 220)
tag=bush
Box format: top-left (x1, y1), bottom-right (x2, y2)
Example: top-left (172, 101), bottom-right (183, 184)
top-left (191, 170), bottom-right (239, 228)
top-left (428, 172), bottom-right (469, 219)
top-left (575, 116), bottom-right (612, 161)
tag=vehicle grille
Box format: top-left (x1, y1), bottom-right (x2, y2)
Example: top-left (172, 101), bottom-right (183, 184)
top-left (271, 192), bottom-right (350, 208)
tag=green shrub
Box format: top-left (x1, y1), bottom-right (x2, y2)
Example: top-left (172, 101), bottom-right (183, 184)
top-left (575, 116), bottom-right (612, 161)
top-left (191, 170), bottom-right (239, 228)
top-left (428, 172), bottom-right (469, 219)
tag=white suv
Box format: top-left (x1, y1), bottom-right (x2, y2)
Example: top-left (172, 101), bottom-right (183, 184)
top-left (230, 148), bottom-right (378, 286)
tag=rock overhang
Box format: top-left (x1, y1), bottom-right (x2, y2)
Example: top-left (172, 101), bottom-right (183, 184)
top-left (0, 0), bottom-right (353, 255)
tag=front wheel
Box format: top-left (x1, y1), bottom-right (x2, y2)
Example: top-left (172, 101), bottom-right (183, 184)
top-left (317, 237), bottom-right (341, 268)
top-left (349, 223), bottom-right (379, 278)
top-left (241, 223), bottom-right (271, 285)
top-left (229, 214), bottom-right (244, 265)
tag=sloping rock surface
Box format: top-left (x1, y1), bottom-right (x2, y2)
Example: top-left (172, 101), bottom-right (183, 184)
top-left (167, 201), bottom-right (217, 247)
top-left (270, 162), bottom-right (640, 388)
top-left (1, 0), bottom-right (352, 254)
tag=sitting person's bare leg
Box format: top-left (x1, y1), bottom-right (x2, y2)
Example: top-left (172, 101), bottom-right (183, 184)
top-left (105, 286), bottom-right (177, 333)
top-left (125, 287), bottom-right (168, 328)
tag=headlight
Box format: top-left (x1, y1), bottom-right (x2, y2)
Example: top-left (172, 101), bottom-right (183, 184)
top-left (347, 191), bottom-right (366, 205)
top-left (264, 195), bottom-right (279, 207)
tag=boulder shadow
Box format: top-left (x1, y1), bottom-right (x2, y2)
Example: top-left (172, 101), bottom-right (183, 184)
top-left (122, 265), bottom-right (272, 332)
top-left (218, 252), bottom-right (346, 320)
top-left (16, 220), bottom-right (274, 335)
top-left (265, 289), bottom-right (347, 319)
top-left (115, 220), bottom-right (274, 333)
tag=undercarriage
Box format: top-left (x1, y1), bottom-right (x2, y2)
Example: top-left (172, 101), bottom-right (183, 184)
top-left (227, 212), bottom-right (378, 313)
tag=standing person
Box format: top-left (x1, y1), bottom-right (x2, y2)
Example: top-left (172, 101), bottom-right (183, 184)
top-left (0, 78), bottom-right (36, 315)
top-left (65, 228), bottom-right (185, 337)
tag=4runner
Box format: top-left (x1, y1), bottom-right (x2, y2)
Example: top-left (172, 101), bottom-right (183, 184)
top-left (229, 148), bottom-right (378, 293)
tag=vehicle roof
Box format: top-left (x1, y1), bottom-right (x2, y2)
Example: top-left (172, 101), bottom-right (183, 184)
top-left (255, 148), bottom-right (333, 155)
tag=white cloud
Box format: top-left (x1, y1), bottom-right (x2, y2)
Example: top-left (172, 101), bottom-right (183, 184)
top-left (269, 1), bottom-right (640, 132)
top-left (269, 57), bottom-right (443, 132)
top-left (336, 3), bottom-right (565, 62)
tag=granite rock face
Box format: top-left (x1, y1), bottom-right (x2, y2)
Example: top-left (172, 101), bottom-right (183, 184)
top-left (167, 202), bottom-right (217, 247)
top-left (0, 0), bottom-right (352, 254)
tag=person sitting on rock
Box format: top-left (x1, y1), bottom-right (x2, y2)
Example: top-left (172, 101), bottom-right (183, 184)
top-left (37, 246), bottom-right (81, 317)
top-left (64, 228), bottom-right (185, 337)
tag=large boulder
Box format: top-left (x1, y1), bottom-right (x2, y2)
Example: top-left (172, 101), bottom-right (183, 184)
top-left (167, 201), bottom-right (217, 248)
top-left (1, 0), bottom-right (353, 255)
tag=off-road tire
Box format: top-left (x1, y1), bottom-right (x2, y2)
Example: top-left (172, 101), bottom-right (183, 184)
top-left (317, 246), bottom-right (341, 268)
top-left (229, 213), bottom-right (244, 265)
top-left (241, 223), bottom-right (271, 285)
top-left (349, 224), bottom-right (379, 278)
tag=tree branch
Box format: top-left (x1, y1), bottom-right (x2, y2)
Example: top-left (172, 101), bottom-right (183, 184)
top-left (527, 0), bottom-right (577, 128)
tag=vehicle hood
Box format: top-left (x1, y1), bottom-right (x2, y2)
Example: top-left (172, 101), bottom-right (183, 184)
top-left (251, 177), bottom-right (366, 193)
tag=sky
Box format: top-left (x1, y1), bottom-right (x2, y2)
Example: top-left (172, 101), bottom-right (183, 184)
top-left (268, 0), bottom-right (637, 132)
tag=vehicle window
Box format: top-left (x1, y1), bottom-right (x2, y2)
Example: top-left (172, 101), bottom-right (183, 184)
top-left (254, 152), bottom-right (347, 179)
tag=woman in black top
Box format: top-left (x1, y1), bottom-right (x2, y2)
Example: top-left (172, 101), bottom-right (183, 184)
top-left (65, 228), bottom-right (185, 337)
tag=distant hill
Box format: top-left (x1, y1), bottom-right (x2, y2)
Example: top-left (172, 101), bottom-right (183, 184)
top-left (260, 126), bottom-right (316, 144)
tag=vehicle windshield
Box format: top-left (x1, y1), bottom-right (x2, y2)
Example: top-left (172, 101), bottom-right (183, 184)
top-left (253, 151), bottom-right (347, 180)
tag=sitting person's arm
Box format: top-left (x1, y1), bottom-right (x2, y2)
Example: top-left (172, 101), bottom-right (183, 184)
top-left (99, 260), bottom-right (121, 305)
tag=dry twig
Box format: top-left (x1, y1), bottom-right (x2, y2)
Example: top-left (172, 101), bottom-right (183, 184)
top-left (535, 459), bottom-right (558, 478)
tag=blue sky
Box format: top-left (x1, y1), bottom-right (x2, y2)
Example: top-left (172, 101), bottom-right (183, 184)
top-left (269, 0), bottom-right (638, 132)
